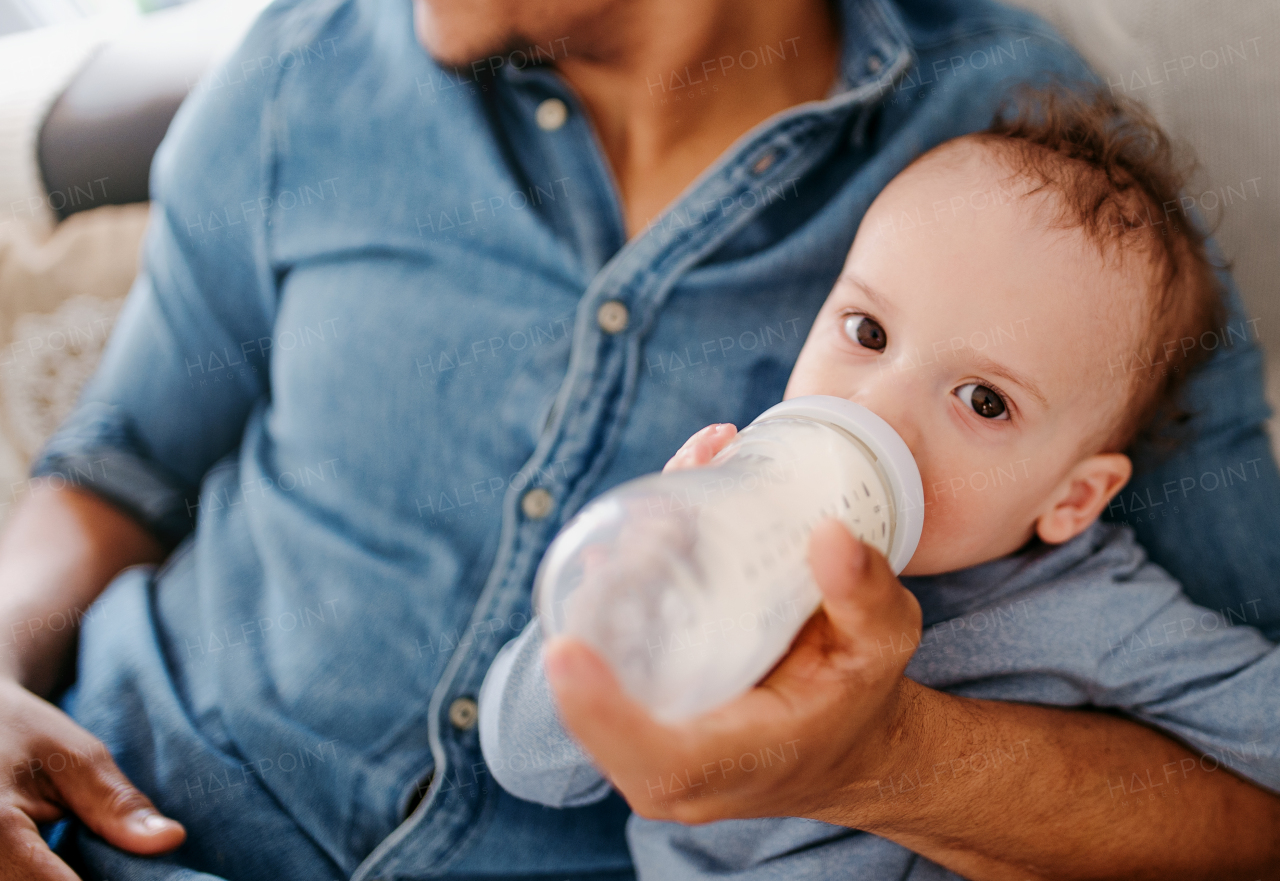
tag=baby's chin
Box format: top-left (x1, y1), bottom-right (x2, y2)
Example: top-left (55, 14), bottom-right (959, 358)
top-left (897, 552), bottom-right (954, 578)
top-left (896, 538), bottom-right (1006, 578)
top-left (898, 522), bottom-right (1041, 577)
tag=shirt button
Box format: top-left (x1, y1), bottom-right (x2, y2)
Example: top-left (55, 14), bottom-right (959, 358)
top-left (596, 300), bottom-right (629, 334)
top-left (521, 487), bottom-right (554, 520)
top-left (535, 97), bottom-right (568, 131)
top-left (448, 696), bottom-right (478, 731)
top-left (867, 53), bottom-right (883, 74)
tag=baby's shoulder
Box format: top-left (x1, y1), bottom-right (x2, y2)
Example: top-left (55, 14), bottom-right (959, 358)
top-left (1021, 520), bottom-right (1183, 606)
top-left (911, 524), bottom-right (1190, 668)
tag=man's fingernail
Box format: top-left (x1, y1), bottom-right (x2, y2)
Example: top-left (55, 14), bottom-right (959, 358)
top-left (714, 423), bottom-right (733, 435)
top-left (136, 812), bottom-right (179, 833)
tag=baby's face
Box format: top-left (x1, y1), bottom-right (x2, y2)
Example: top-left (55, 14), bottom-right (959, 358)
top-left (785, 140), bottom-right (1143, 576)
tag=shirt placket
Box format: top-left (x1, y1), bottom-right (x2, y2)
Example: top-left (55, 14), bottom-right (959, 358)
top-left (352, 47), bottom-right (906, 881)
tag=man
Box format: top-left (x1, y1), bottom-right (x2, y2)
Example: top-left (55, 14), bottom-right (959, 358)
top-left (1, 0), bottom-right (1277, 878)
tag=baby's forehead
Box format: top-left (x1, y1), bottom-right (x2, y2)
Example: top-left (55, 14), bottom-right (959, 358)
top-left (901, 134), bottom-right (1051, 200)
top-left (862, 89), bottom-right (1220, 453)
top-left (857, 137), bottom-right (1156, 402)
top-left (892, 134), bottom-right (1154, 343)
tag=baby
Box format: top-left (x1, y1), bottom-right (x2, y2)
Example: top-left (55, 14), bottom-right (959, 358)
top-left (477, 87), bottom-right (1280, 879)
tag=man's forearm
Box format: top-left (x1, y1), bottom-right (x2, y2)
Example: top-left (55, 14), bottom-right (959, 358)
top-left (834, 680), bottom-right (1280, 881)
top-left (0, 485), bottom-right (165, 696)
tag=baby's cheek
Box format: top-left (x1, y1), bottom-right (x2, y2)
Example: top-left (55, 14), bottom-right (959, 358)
top-left (908, 469), bottom-right (1030, 572)
top-left (908, 485), bottom-right (968, 564)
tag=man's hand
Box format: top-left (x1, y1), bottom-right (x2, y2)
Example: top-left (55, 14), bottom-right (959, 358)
top-left (0, 677), bottom-right (185, 878)
top-left (546, 420), bottom-right (924, 822)
top-left (545, 518), bottom-right (920, 822)
top-left (544, 423), bottom-right (1280, 881)
top-left (0, 484), bottom-right (179, 877)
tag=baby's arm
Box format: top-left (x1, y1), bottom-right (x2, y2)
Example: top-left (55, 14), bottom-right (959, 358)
top-left (477, 619), bottom-right (611, 807)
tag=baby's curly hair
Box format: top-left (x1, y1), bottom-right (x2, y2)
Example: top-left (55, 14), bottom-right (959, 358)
top-left (972, 84), bottom-right (1227, 455)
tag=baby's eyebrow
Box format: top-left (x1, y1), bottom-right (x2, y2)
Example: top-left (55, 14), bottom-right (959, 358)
top-left (966, 352), bottom-right (1048, 408)
top-left (836, 274), bottom-right (894, 315)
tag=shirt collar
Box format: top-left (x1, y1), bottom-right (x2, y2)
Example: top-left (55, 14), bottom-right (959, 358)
top-left (901, 521), bottom-right (1114, 627)
top-left (827, 0), bottom-right (916, 106)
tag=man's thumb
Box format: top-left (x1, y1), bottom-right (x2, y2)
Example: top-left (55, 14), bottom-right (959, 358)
top-left (55, 747), bottom-right (185, 855)
top-left (807, 518), bottom-right (917, 640)
top-left (545, 637), bottom-right (650, 740)
top-left (544, 637), bottom-right (669, 777)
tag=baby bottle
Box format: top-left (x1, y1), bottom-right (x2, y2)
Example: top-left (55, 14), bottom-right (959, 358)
top-left (534, 395), bottom-right (924, 722)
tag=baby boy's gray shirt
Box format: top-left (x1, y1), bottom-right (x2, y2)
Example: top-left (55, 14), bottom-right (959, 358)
top-left (477, 521), bottom-right (1279, 880)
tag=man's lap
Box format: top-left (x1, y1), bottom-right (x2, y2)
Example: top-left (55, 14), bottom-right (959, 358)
top-left (54, 567), bottom-right (343, 880)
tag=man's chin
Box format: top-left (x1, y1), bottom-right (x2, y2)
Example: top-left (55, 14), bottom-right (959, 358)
top-left (412, 0), bottom-right (519, 71)
top-left (418, 37), bottom-right (517, 72)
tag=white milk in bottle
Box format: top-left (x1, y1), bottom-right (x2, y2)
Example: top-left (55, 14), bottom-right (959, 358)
top-left (535, 395), bottom-right (923, 722)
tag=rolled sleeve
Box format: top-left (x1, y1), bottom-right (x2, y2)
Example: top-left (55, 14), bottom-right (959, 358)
top-left (31, 400), bottom-right (201, 547)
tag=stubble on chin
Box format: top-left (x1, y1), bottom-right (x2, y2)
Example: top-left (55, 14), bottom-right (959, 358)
top-left (411, 0), bottom-right (526, 71)
top-left (412, 0), bottom-right (635, 70)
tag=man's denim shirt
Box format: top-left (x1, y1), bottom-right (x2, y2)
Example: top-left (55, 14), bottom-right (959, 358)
top-left (33, 0), bottom-right (1280, 877)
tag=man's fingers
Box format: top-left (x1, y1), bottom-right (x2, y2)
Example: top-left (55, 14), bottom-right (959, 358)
top-left (0, 806), bottom-right (81, 881)
top-left (544, 637), bottom-right (671, 781)
top-left (807, 519), bottom-right (921, 647)
top-left (53, 747), bottom-right (184, 856)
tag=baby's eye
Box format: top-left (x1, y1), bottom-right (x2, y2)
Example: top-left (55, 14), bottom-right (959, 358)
top-left (955, 383), bottom-right (1009, 420)
top-left (843, 314), bottom-right (886, 351)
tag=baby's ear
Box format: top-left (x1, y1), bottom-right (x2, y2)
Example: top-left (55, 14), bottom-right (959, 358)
top-left (1034, 453), bottom-right (1132, 545)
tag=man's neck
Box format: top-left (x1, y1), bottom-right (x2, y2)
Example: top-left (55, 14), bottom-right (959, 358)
top-left (554, 0), bottom-right (841, 239)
